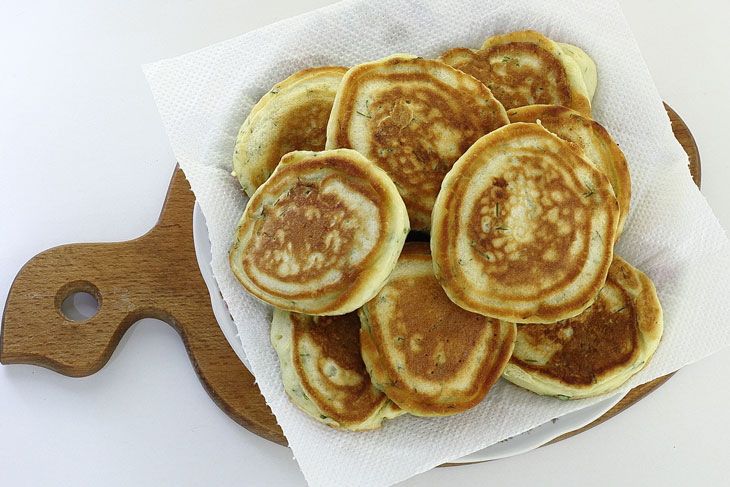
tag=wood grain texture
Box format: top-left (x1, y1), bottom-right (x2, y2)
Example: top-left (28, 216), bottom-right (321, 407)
top-left (0, 104), bottom-right (701, 453)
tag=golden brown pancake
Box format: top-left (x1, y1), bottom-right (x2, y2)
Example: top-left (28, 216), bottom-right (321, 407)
top-left (271, 309), bottom-right (404, 430)
top-left (233, 66), bottom-right (348, 196)
top-left (508, 105), bottom-right (631, 240)
top-left (230, 149), bottom-right (409, 315)
top-left (431, 123), bottom-right (619, 323)
top-left (359, 243), bottom-right (516, 416)
top-left (503, 256), bottom-right (663, 399)
top-left (326, 54), bottom-right (509, 231)
top-left (440, 31), bottom-right (592, 116)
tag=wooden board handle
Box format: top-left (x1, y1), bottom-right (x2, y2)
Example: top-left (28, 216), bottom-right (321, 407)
top-left (0, 167), bottom-right (284, 443)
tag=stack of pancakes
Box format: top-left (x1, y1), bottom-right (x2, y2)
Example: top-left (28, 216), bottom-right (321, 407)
top-left (228, 30), bottom-right (663, 431)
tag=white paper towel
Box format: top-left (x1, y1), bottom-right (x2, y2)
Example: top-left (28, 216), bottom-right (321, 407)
top-left (143, 1), bottom-right (730, 485)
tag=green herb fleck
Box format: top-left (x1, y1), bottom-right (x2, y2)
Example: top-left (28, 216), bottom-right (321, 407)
top-left (469, 241), bottom-right (491, 260)
top-left (495, 226), bottom-right (508, 232)
top-left (583, 183), bottom-right (595, 198)
top-left (356, 110), bottom-right (372, 119)
top-left (613, 306), bottom-right (626, 313)
top-left (495, 203), bottom-right (500, 218)
top-left (501, 56), bottom-right (511, 63)
top-left (270, 89), bottom-right (279, 94)
top-left (555, 394), bottom-right (571, 400)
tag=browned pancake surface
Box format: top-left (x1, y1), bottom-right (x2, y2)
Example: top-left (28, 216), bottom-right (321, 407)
top-left (512, 279), bottom-right (637, 386)
top-left (231, 149), bottom-right (409, 315)
top-left (241, 156), bottom-right (384, 300)
top-left (360, 243), bottom-right (515, 416)
top-left (508, 104), bottom-right (631, 240)
top-left (291, 312), bottom-right (391, 425)
top-left (503, 256), bottom-right (663, 398)
top-left (442, 44), bottom-right (571, 110)
top-left (327, 55), bottom-right (508, 230)
top-left (431, 123), bottom-right (619, 323)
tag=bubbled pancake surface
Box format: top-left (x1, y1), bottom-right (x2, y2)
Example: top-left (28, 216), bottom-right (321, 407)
top-left (271, 308), bottom-right (403, 430)
top-left (230, 149), bottom-right (409, 315)
top-left (359, 243), bottom-right (516, 416)
top-left (508, 105), bottom-right (630, 240)
top-left (233, 66), bottom-right (347, 196)
top-left (440, 30), bottom-right (591, 116)
top-left (431, 123), bottom-right (619, 323)
top-left (502, 256), bottom-right (663, 399)
top-left (326, 54), bottom-right (508, 231)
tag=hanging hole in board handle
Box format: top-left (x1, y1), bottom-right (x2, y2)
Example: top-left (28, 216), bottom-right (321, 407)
top-left (55, 281), bottom-right (102, 323)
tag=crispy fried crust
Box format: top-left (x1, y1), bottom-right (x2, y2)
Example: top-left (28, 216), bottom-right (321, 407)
top-left (502, 256), bottom-right (663, 399)
top-left (431, 123), bottom-right (619, 323)
top-left (326, 54), bottom-right (508, 231)
top-left (440, 30), bottom-right (591, 116)
top-left (230, 149), bottom-right (409, 315)
top-left (359, 243), bottom-right (516, 416)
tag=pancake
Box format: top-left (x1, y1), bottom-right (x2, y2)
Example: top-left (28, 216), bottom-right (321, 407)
top-left (431, 122), bottom-right (619, 324)
top-left (232, 66), bottom-right (348, 196)
top-left (502, 256), bottom-right (663, 399)
top-left (230, 149), bottom-right (409, 315)
top-left (557, 43), bottom-right (597, 102)
top-left (508, 105), bottom-right (630, 239)
top-left (325, 54), bottom-right (509, 231)
top-left (439, 31), bottom-right (592, 116)
top-left (271, 308), bottom-right (404, 430)
top-left (359, 242), bottom-right (516, 416)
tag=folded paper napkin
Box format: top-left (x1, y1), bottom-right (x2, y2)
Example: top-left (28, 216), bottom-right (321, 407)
top-left (144, 0), bottom-right (730, 485)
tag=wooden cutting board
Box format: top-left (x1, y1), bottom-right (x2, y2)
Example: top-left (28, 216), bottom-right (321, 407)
top-left (0, 104), bottom-right (701, 454)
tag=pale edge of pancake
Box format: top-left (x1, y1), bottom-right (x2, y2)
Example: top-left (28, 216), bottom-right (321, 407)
top-left (502, 256), bottom-right (663, 399)
top-left (480, 30), bottom-right (592, 116)
top-left (556, 42), bottom-right (597, 102)
top-left (507, 104), bottom-right (630, 240)
top-left (232, 66), bottom-right (347, 197)
top-left (230, 149), bottom-right (410, 315)
top-left (270, 308), bottom-right (403, 431)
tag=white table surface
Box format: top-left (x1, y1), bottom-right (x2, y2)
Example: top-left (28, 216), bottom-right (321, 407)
top-left (2, 1), bottom-right (729, 485)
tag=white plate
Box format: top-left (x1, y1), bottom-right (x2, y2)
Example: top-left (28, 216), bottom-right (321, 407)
top-left (192, 203), bottom-right (627, 463)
